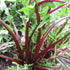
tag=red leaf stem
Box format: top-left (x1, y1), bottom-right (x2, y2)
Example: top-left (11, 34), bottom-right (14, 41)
top-left (25, 20), bottom-right (31, 63)
top-left (29, 0), bottom-right (67, 44)
top-left (33, 32), bottom-right (70, 63)
top-left (64, 38), bottom-right (69, 44)
top-left (48, 56), bottom-right (70, 60)
top-left (34, 28), bottom-right (41, 58)
top-left (56, 47), bottom-right (70, 55)
top-left (42, 24), bottom-right (45, 29)
top-left (35, 3), bottom-right (40, 25)
top-left (0, 55), bottom-right (21, 65)
top-left (37, 28), bottom-right (41, 45)
top-left (59, 37), bottom-right (66, 46)
top-left (38, 0), bottom-right (70, 15)
top-left (23, 19), bottom-right (25, 25)
top-left (34, 0), bottom-right (36, 1)
top-left (33, 16), bottom-right (70, 59)
top-left (53, 66), bottom-right (69, 70)
top-left (30, 42), bottom-right (33, 54)
top-left (38, 0), bottom-right (66, 6)
top-left (29, 24), bottom-right (39, 44)
top-left (12, 23), bottom-right (21, 44)
top-left (28, 0), bottom-right (31, 5)
top-left (7, 3), bottom-right (10, 7)
top-left (1, 10), bottom-right (5, 17)
top-left (32, 67), bottom-right (50, 70)
top-left (47, 8), bottom-right (51, 14)
top-left (48, 2), bottom-right (70, 14)
top-left (0, 20), bottom-right (24, 64)
top-left (59, 33), bottom-right (69, 46)
top-left (65, 59), bottom-right (70, 64)
top-left (0, 41), bottom-right (14, 47)
top-left (28, 3), bottom-right (41, 43)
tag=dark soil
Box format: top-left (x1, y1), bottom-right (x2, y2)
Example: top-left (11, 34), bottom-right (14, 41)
top-left (0, 45), bottom-right (70, 70)
top-left (0, 47), bottom-right (17, 70)
top-left (0, 57), bottom-right (15, 70)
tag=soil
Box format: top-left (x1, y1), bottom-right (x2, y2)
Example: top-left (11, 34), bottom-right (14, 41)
top-left (0, 45), bottom-right (70, 70)
top-left (0, 47), bottom-right (18, 70)
top-left (0, 58), bottom-right (15, 70)
top-left (0, 51), bottom-right (16, 70)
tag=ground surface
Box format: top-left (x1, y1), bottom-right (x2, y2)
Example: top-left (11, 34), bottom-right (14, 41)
top-left (0, 45), bottom-right (70, 70)
top-left (0, 53), bottom-right (15, 70)
top-left (0, 47), bottom-right (17, 70)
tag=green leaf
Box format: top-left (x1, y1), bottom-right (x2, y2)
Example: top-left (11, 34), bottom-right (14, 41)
top-left (42, 2), bottom-right (55, 8)
top-left (59, 39), bottom-right (69, 50)
top-left (18, 6), bottom-right (35, 18)
top-left (64, 0), bottom-right (70, 1)
top-left (5, 15), bottom-right (13, 22)
top-left (37, 14), bottom-right (50, 29)
top-left (22, 23), bottom-right (26, 33)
